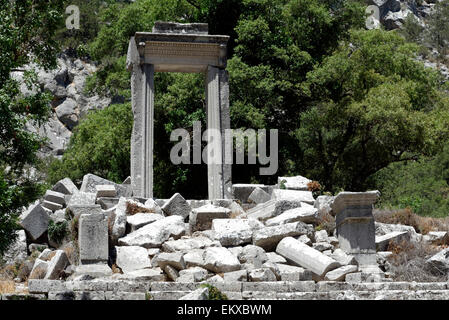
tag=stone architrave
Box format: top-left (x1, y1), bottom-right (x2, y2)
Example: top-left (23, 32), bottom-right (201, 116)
top-left (127, 22), bottom-right (231, 200)
top-left (78, 213), bottom-right (109, 265)
top-left (332, 191), bottom-right (380, 266)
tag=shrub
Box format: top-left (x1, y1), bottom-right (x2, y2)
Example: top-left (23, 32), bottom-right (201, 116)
top-left (200, 284), bottom-right (228, 300)
top-left (48, 220), bottom-right (68, 245)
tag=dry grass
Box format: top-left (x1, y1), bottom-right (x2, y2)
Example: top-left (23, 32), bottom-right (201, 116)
top-left (374, 208), bottom-right (449, 235)
top-left (28, 266), bottom-right (47, 280)
top-left (386, 239), bottom-right (447, 282)
top-left (0, 281), bottom-right (16, 294)
top-left (126, 202), bottom-right (155, 215)
top-left (315, 211), bottom-right (336, 235)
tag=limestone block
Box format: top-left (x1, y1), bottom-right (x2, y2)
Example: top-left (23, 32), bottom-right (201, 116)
top-left (189, 204), bottom-right (230, 232)
top-left (232, 184), bottom-right (271, 203)
top-left (154, 252), bottom-right (185, 271)
top-left (266, 206), bottom-right (319, 226)
top-left (162, 236), bottom-right (220, 252)
top-left (161, 193), bottom-right (191, 220)
top-left (223, 270), bottom-right (248, 282)
top-left (212, 218), bottom-right (264, 246)
top-left (44, 250), bottom-right (69, 280)
top-left (20, 204), bottom-right (50, 241)
top-left (95, 185), bottom-right (116, 198)
top-left (278, 175), bottom-right (312, 190)
top-left (312, 242), bottom-right (334, 252)
top-left (276, 263), bottom-right (313, 281)
top-left (44, 190), bottom-right (66, 206)
top-left (144, 198), bottom-right (164, 215)
top-left (271, 189), bottom-right (315, 205)
top-left (315, 230), bottom-right (329, 243)
top-left (375, 231), bottom-right (410, 251)
top-left (114, 268), bottom-right (165, 281)
top-left (252, 222), bottom-right (313, 251)
top-left (276, 237), bottom-right (341, 278)
top-left (80, 173), bottom-right (132, 198)
top-left (118, 215), bottom-right (186, 248)
top-left (179, 287), bottom-right (209, 300)
top-left (177, 267), bottom-right (209, 283)
top-left (115, 246), bottom-right (152, 273)
top-left (52, 178), bottom-right (79, 195)
top-left (314, 195), bottom-right (335, 217)
top-left (42, 200), bottom-right (63, 212)
top-left (183, 249), bottom-right (206, 268)
top-left (203, 247), bottom-right (241, 273)
top-left (330, 248), bottom-right (358, 266)
top-left (266, 252), bottom-right (287, 264)
top-left (297, 235), bottom-right (312, 245)
top-left (248, 268), bottom-right (277, 282)
top-left (127, 213), bottom-right (164, 232)
top-left (375, 222), bottom-right (421, 243)
top-left (424, 231), bottom-right (449, 246)
top-left (78, 213), bottom-right (109, 264)
top-left (324, 265), bottom-right (358, 281)
top-left (238, 245), bottom-right (268, 268)
top-left (67, 205), bottom-right (102, 220)
top-left (426, 248), bottom-right (449, 273)
top-left (67, 192), bottom-right (96, 207)
top-left (29, 259), bottom-right (49, 279)
top-left (97, 198), bottom-right (120, 210)
top-left (248, 187), bottom-right (271, 204)
top-left (75, 264), bottom-right (112, 278)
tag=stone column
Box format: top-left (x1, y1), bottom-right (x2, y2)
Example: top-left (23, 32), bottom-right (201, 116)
top-left (128, 38), bottom-right (155, 198)
top-left (206, 66), bottom-right (232, 200)
top-left (332, 191), bottom-right (380, 266)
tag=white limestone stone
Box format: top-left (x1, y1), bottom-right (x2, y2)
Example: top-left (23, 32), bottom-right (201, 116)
top-left (115, 246), bottom-right (152, 273)
top-left (265, 206), bottom-right (319, 226)
top-left (127, 213), bottom-right (164, 232)
top-left (212, 218), bottom-right (264, 246)
top-left (203, 247), bottom-right (241, 273)
top-left (278, 175), bottom-right (312, 191)
top-left (252, 222), bottom-right (312, 251)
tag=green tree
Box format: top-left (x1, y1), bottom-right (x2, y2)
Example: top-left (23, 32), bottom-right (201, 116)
top-left (298, 29), bottom-right (449, 192)
top-left (425, 0), bottom-right (449, 62)
top-left (0, 0), bottom-right (64, 255)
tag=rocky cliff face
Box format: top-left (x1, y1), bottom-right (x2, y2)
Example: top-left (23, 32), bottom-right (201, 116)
top-left (13, 52), bottom-right (112, 159)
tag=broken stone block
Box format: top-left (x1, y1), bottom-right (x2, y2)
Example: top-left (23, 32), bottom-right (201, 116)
top-left (52, 178), bottom-right (79, 195)
top-left (116, 268), bottom-right (165, 281)
top-left (276, 263), bottom-right (313, 281)
top-left (115, 246), bottom-right (152, 273)
top-left (375, 231), bottom-right (410, 251)
top-left (248, 268), bottom-right (277, 282)
top-left (271, 189), bottom-right (315, 205)
top-left (183, 249), bottom-right (206, 268)
top-left (75, 264), bottom-right (112, 278)
top-left (144, 198), bottom-right (164, 215)
top-left (42, 200), bottom-right (63, 212)
top-left (212, 218), bottom-right (264, 246)
top-left (266, 252), bottom-right (287, 264)
top-left (375, 222), bottom-right (421, 243)
top-left (248, 187), bottom-right (271, 204)
top-left (118, 215), bottom-right (186, 248)
top-left (97, 198), bottom-right (120, 210)
top-left (44, 190), bottom-right (66, 206)
top-left (206, 274), bottom-right (224, 283)
top-left (203, 247), bottom-right (241, 273)
top-left (245, 199), bottom-right (277, 220)
top-left (164, 265), bottom-right (179, 281)
top-left (223, 269), bottom-right (248, 282)
top-left (67, 205), bottom-right (102, 220)
top-left (423, 231), bottom-right (449, 246)
top-left (297, 234), bottom-right (312, 246)
top-left (161, 193), bottom-right (191, 220)
top-left (265, 206), bottom-right (319, 226)
top-left (78, 213), bottom-right (109, 264)
top-left (315, 230), bottom-right (329, 243)
top-left (278, 175), bottom-right (312, 191)
top-left (232, 184), bottom-right (271, 203)
top-left (29, 259), bottom-right (49, 279)
top-left (238, 245), bottom-right (268, 268)
top-left (44, 250), bottom-right (69, 280)
top-left (426, 247), bottom-right (449, 274)
top-left (332, 191), bottom-right (379, 265)
top-left (252, 222), bottom-right (312, 251)
top-left (127, 213), bottom-right (164, 232)
top-left (95, 185), bottom-right (116, 198)
top-left (20, 204), bottom-right (50, 241)
top-left (154, 252), bottom-right (185, 271)
top-left (330, 249), bottom-right (358, 266)
top-left (312, 242), bottom-right (334, 252)
top-left (276, 237), bottom-right (341, 279)
top-left (67, 192), bottom-right (96, 207)
top-left (162, 236), bottom-right (220, 252)
top-left (177, 267), bottom-right (209, 282)
top-left (314, 195), bottom-right (335, 217)
top-left (324, 265), bottom-right (358, 281)
top-left (80, 173), bottom-right (132, 198)
top-left (189, 204), bottom-right (231, 232)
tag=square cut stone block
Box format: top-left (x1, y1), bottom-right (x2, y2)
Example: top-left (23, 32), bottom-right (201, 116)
top-left (95, 185), bottom-right (117, 198)
top-left (78, 213), bottom-right (109, 264)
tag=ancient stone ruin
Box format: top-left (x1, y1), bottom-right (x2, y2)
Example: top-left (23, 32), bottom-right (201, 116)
top-left (1, 23), bottom-right (449, 301)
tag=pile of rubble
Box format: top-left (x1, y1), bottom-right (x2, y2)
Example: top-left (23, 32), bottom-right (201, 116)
top-left (1, 174), bottom-right (449, 300)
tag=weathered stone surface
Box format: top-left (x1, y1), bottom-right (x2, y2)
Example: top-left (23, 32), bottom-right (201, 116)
top-left (423, 231), bottom-right (449, 246)
top-left (266, 206), bottom-right (319, 226)
top-left (45, 250), bottom-right (69, 280)
top-left (80, 173), bottom-right (131, 198)
top-left (154, 252), bottom-right (185, 271)
top-left (248, 187), bottom-right (271, 204)
top-left (20, 204), bottom-right (50, 241)
top-left (75, 264), bottom-right (112, 278)
top-left (144, 198), bottom-right (164, 215)
top-left (232, 184), bottom-right (271, 203)
top-left (183, 249), bottom-right (206, 268)
top-left (203, 247), bottom-right (241, 273)
top-left (276, 264), bottom-right (313, 281)
top-left (179, 287), bottom-right (209, 300)
top-left (238, 245), bottom-right (268, 268)
top-left (95, 185), bottom-right (116, 198)
top-left (375, 222), bottom-right (422, 243)
top-left (115, 246), bottom-right (152, 273)
top-left (253, 222), bottom-right (312, 251)
top-left (315, 230), bottom-right (329, 243)
top-left (44, 190), bottom-right (66, 205)
top-left (42, 200), bottom-right (63, 212)
top-left (278, 175), bottom-right (311, 191)
top-left (189, 204), bottom-right (230, 232)
top-left (330, 249), bottom-right (358, 266)
top-left (118, 215), bottom-right (186, 248)
top-left (324, 265), bottom-right (358, 281)
top-left (426, 248), bottom-right (449, 274)
top-left (312, 242), bottom-right (334, 252)
top-left (212, 218), bottom-right (264, 246)
top-left (161, 193), bottom-right (191, 220)
top-left (162, 236), bottom-right (220, 252)
top-left (375, 231), bottom-right (410, 251)
top-left (29, 259), bottom-right (49, 279)
top-left (127, 213), bottom-right (164, 232)
top-left (266, 252), bottom-right (287, 264)
top-left (164, 264), bottom-right (179, 281)
top-left (223, 270), bottom-right (248, 282)
top-left (245, 199), bottom-right (277, 220)
top-left (276, 237), bottom-right (341, 278)
top-left (248, 268), bottom-right (277, 282)
top-left (314, 195), bottom-right (335, 217)
top-left (116, 268), bottom-right (165, 281)
top-left (297, 234), bottom-right (312, 245)
top-left (79, 213), bottom-right (109, 264)
top-left (67, 192), bottom-right (96, 207)
top-left (67, 204), bottom-right (102, 220)
top-left (52, 178), bottom-right (79, 195)
top-left (271, 189), bottom-right (315, 204)
top-left (28, 279), bottom-right (66, 293)
top-left (111, 197), bottom-right (128, 242)
top-left (177, 267), bottom-right (209, 282)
